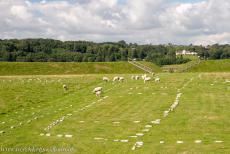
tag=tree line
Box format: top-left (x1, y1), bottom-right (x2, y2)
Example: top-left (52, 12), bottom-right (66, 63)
top-left (0, 39), bottom-right (229, 65)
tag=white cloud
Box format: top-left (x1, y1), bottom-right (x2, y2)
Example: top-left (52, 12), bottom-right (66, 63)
top-left (0, 0), bottom-right (230, 45)
top-left (11, 5), bottom-right (32, 20)
top-left (194, 32), bottom-right (230, 45)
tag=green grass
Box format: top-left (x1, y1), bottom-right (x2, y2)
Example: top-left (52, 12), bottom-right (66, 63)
top-left (0, 73), bottom-right (229, 153)
top-left (178, 55), bottom-right (199, 61)
top-left (163, 59), bottom-right (230, 73)
top-left (0, 62), bottom-right (161, 75)
top-left (162, 59), bottom-right (200, 73)
top-left (162, 55), bottom-right (199, 72)
top-left (135, 61), bottom-right (162, 72)
top-left (189, 59), bottom-right (230, 72)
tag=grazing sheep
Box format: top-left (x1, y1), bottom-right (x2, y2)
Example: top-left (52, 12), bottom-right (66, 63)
top-left (0, 130), bottom-right (5, 134)
top-left (102, 77), bottom-right (109, 82)
top-left (135, 76), bottom-right (140, 80)
top-left (93, 87), bottom-right (102, 93)
top-left (96, 90), bottom-right (102, 97)
top-left (113, 76), bottom-right (119, 82)
top-left (151, 72), bottom-right (155, 76)
top-left (141, 74), bottom-right (147, 80)
top-left (144, 76), bottom-right (151, 83)
top-left (131, 75), bottom-right (135, 80)
top-left (63, 84), bottom-right (68, 90)
top-left (155, 77), bottom-right (160, 82)
top-left (119, 77), bottom-right (124, 82)
top-left (93, 87), bottom-right (103, 97)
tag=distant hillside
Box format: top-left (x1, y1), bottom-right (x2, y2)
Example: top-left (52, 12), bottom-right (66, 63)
top-left (162, 59), bottom-right (230, 73)
top-left (189, 59), bottom-right (230, 72)
top-left (162, 57), bottom-right (200, 73)
top-left (132, 61), bottom-right (162, 73)
top-left (0, 62), bottom-right (161, 75)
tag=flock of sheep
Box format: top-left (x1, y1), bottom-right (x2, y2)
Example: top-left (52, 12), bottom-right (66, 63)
top-left (102, 74), bottom-right (160, 83)
top-left (62, 73), bottom-right (161, 97)
top-left (93, 74), bottom-right (160, 97)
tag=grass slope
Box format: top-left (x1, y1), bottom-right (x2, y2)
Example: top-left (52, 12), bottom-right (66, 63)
top-left (163, 59), bottom-right (230, 73)
top-left (189, 59), bottom-right (230, 72)
top-left (0, 73), bottom-right (229, 153)
top-left (137, 61), bottom-right (162, 72)
top-left (0, 62), bottom-right (161, 76)
top-left (162, 60), bottom-right (199, 73)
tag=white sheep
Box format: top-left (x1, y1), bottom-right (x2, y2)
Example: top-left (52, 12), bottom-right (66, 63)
top-left (113, 76), bottom-right (119, 82)
top-left (135, 76), bottom-right (140, 80)
top-left (144, 76), bottom-right (151, 83)
top-left (131, 75), bottom-right (135, 80)
top-left (95, 90), bottom-right (102, 97)
top-left (102, 77), bottom-right (109, 82)
top-left (141, 74), bottom-right (147, 80)
top-left (93, 87), bottom-right (102, 93)
top-left (119, 77), bottom-right (124, 82)
top-left (63, 84), bottom-right (68, 90)
top-left (155, 77), bottom-right (160, 82)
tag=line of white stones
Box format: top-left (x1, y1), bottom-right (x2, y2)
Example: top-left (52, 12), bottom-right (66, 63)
top-left (92, 138), bottom-right (224, 144)
top-left (131, 78), bottom-right (194, 150)
top-left (0, 80), bottom-right (109, 135)
top-left (42, 96), bottom-right (109, 133)
top-left (0, 111), bottom-right (47, 135)
top-left (0, 101), bottom-right (79, 135)
top-left (40, 84), bottom-right (117, 137)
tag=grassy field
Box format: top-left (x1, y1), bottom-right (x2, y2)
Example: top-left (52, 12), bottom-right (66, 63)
top-left (135, 61), bottom-right (162, 72)
top-left (163, 59), bottom-right (230, 73)
top-left (162, 55), bottom-right (200, 72)
top-left (162, 60), bottom-right (200, 73)
top-left (178, 55), bottom-right (199, 61)
top-left (0, 73), bottom-right (229, 154)
top-left (189, 59), bottom-right (230, 72)
top-left (0, 62), bottom-right (161, 75)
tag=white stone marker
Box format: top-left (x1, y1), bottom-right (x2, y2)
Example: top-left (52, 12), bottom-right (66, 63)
top-left (65, 135), bottom-right (73, 138)
top-left (195, 140), bottom-right (202, 143)
top-left (46, 133), bottom-right (51, 137)
top-left (57, 134), bottom-right (63, 137)
top-left (215, 140), bottom-right (223, 143)
top-left (136, 133), bottom-right (144, 136)
top-left (177, 140), bottom-right (184, 144)
top-left (120, 140), bottom-right (129, 143)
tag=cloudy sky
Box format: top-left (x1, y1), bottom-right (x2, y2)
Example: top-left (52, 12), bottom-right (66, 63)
top-left (1, 0), bottom-right (230, 45)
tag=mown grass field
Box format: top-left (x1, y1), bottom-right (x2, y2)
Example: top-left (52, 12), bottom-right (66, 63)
top-left (0, 62), bottom-right (161, 76)
top-left (163, 59), bottom-right (230, 73)
top-left (0, 72), bottom-right (229, 154)
top-left (189, 59), bottom-right (230, 72)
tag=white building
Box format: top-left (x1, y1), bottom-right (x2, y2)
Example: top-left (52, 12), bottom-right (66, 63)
top-left (176, 50), bottom-right (197, 56)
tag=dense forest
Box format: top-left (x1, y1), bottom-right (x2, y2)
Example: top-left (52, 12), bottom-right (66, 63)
top-left (0, 39), bottom-right (229, 65)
